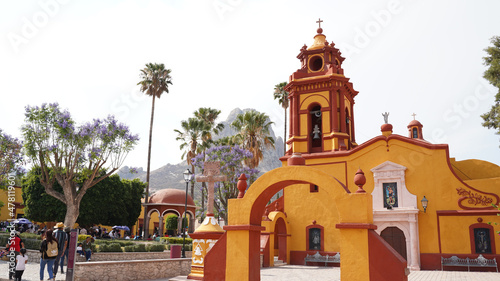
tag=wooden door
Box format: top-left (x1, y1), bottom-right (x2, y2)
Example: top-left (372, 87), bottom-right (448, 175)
top-left (381, 227), bottom-right (407, 260)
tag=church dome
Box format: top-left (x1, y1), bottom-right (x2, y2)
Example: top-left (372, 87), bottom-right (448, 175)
top-left (148, 188), bottom-right (195, 206)
top-left (407, 119), bottom-right (422, 128)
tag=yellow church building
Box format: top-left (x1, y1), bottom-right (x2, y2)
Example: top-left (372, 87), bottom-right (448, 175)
top-left (267, 24), bottom-right (500, 271)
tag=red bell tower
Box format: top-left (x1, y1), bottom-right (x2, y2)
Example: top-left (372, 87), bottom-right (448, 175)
top-left (285, 20), bottom-right (358, 154)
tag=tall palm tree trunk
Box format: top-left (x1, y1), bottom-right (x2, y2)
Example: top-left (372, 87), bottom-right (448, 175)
top-left (143, 94), bottom-right (156, 240)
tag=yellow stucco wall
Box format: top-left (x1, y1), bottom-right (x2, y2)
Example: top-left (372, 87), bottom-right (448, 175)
top-left (282, 135), bottom-right (500, 256)
top-left (0, 186), bottom-right (24, 221)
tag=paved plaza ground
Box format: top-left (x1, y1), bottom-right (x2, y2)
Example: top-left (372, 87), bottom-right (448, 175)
top-left (2, 260), bottom-right (500, 281)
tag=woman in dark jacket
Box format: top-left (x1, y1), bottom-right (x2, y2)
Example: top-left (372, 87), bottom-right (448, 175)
top-left (39, 229), bottom-right (58, 281)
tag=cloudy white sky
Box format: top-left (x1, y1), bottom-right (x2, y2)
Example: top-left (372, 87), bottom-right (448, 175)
top-left (1, 0), bottom-right (499, 173)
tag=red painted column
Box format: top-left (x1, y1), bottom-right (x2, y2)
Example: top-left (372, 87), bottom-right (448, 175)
top-left (350, 102), bottom-right (355, 144)
top-left (293, 92), bottom-right (299, 137)
top-left (339, 90), bottom-right (346, 133)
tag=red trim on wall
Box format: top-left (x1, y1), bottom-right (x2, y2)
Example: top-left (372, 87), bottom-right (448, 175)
top-left (223, 225), bottom-right (265, 231)
top-left (335, 223), bottom-right (377, 230)
top-left (189, 232), bottom-right (225, 240)
top-left (469, 223), bottom-right (496, 254)
top-left (306, 223), bottom-right (324, 251)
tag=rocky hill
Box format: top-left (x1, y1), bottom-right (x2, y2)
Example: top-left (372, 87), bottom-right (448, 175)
top-left (117, 108), bottom-right (284, 198)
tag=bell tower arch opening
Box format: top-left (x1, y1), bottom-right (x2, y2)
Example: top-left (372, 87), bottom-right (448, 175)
top-left (310, 104), bottom-right (322, 152)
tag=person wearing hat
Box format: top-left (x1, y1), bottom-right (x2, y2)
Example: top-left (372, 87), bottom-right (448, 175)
top-left (52, 222), bottom-right (67, 278)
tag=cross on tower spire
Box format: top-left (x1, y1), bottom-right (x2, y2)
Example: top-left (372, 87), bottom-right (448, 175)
top-left (412, 113), bottom-right (417, 120)
top-left (316, 18), bottom-right (323, 28)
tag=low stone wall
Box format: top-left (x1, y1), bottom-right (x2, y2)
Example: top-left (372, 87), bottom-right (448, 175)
top-left (26, 249), bottom-right (191, 263)
top-left (74, 258), bottom-right (192, 281)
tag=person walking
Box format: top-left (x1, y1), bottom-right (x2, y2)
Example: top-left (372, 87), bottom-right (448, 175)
top-left (82, 236), bottom-right (93, 261)
top-left (52, 222), bottom-right (68, 278)
top-left (14, 248), bottom-right (28, 281)
top-left (58, 226), bottom-right (71, 274)
top-left (6, 231), bottom-right (24, 280)
top-left (39, 229), bottom-right (58, 281)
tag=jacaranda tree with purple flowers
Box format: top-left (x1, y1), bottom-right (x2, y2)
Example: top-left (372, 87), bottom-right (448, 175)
top-left (192, 145), bottom-right (259, 223)
top-left (21, 103), bottom-right (139, 227)
top-left (0, 129), bottom-right (24, 189)
top-left (0, 129), bottom-right (24, 214)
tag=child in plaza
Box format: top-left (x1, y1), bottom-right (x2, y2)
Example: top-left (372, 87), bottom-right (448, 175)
top-left (15, 248), bottom-right (28, 281)
top-left (76, 242), bottom-right (84, 257)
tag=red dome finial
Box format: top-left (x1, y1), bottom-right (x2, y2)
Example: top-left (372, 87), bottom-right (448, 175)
top-left (354, 168), bottom-right (366, 193)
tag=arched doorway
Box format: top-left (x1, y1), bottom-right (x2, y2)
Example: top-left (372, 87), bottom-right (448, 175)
top-left (274, 217), bottom-right (287, 262)
top-left (381, 227), bottom-right (407, 260)
top-left (224, 165), bottom-right (375, 281)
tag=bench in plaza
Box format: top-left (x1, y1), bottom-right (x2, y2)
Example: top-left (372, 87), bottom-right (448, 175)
top-left (441, 254), bottom-right (498, 272)
top-left (304, 251), bottom-right (340, 266)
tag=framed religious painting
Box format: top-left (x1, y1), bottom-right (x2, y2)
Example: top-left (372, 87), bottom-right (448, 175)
top-left (474, 228), bottom-right (492, 254)
top-left (383, 182), bottom-right (398, 209)
top-left (308, 228), bottom-right (321, 250)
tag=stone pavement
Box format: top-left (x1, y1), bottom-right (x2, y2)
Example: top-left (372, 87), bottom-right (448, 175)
top-left (259, 265), bottom-right (500, 281)
top-left (2, 260), bottom-right (500, 280)
top-left (1, 259), bottom-right (67, 281)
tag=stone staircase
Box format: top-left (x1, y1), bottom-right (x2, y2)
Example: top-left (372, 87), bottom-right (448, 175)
top-left (274, 256), bottom-right (287, 267)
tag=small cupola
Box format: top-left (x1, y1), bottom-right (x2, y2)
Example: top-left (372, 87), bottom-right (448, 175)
top-left (407, 113), bottom-right (423, 140)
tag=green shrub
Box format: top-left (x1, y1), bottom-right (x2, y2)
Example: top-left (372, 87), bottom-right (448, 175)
top-left (168, 243), bottom-right (192, 251)
top-left (98, 243), bottom-right (122, 252)
top-left (165, 214), bottom-right (178, 231)
top-left (134, 243), bottom-right (146, 252)
top-left (147, 244), bottom-right (165, 252)
top-left (163, 237), bottom-right (193, 245)
top-left (0, 235), bottom-right (42, 250)
top-left (20, 233), bottom-right (41, 240)
top-left (94, 239), bottom-right (134, 247)
top-left (23, 238), bottom-right (42, 250)
top-left (124, 245), bottom-right (135, 252)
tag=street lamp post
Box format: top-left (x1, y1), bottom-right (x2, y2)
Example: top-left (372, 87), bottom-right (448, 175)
top-left (182, 168), bottom-right (193, 258)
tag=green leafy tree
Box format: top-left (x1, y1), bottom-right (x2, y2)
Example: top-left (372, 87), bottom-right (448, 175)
top-left (22, 168), bottom-right (144, 227)
top-left (273, 82), bottom-right (289, 155)
top-left (231, 110), bottom-right (275, 169)
top-left (481, 36), bottom-right (500, 140)
top-left (137, 63), bottom-right (172, 239)
top-left (21, 103), bottom-right (138, 227)
top-left (165, 214), bottom-right (178, 236)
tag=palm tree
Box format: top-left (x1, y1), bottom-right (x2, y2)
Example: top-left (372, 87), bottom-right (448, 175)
top-left (137, 63), bottom-right (172, 239)
top-left (194, 107), bottom-right (225, 137)
top-left (231, 110), bottom-right (275, 169)
top-left (174, 118), bottom-right (211, 198)
top-left (274, 82), bottom-right (289, 155)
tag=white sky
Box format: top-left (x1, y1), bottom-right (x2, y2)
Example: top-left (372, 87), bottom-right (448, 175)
top-left (1, 0), bottom-right (499, 172)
